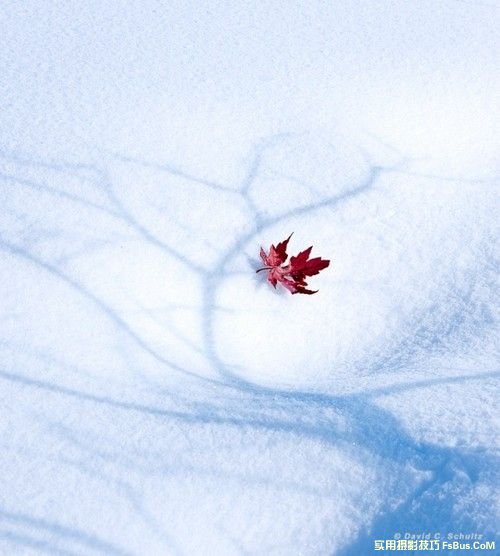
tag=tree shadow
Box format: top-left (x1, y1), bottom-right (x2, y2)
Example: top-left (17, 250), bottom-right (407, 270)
top-left (0, 133), bottom-right (498, 554)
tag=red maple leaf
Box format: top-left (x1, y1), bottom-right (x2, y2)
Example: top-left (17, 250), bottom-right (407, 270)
top-left (256, 233), bottom-right (330, 295)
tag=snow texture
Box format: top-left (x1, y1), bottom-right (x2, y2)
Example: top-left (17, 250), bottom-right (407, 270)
top-left (1, 1), bottom-right (499, 555)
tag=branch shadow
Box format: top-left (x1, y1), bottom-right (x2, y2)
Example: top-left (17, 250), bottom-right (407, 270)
top-left (0, 132), bottom-right (498, 554)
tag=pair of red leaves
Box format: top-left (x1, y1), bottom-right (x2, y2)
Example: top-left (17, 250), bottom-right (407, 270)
top-left (257, 234), bottom-right (330, 295)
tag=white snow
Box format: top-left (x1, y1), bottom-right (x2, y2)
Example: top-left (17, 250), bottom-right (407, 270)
top-left (0, 1), bottom-right (499, 554)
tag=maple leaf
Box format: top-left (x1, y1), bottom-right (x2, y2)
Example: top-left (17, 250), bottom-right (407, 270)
top-left (257, 234), bottom-right (330, 295)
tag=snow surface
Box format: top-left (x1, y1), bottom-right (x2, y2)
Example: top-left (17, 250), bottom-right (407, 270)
top-left (1, 1), bottom-right (499, 554)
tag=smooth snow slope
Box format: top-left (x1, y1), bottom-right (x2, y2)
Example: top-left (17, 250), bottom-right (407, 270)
top-left (1, 1), bottom-right (499, 555)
